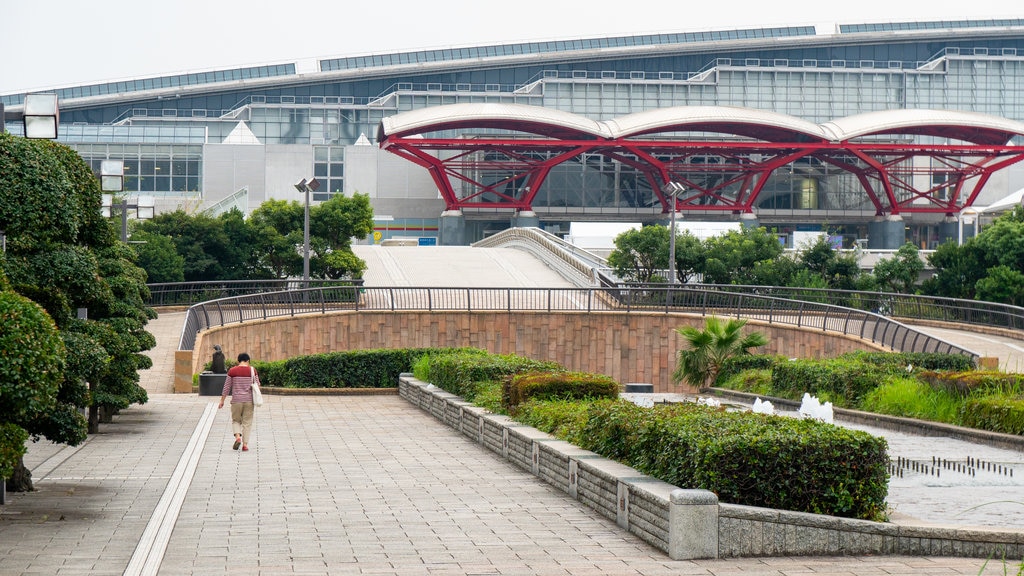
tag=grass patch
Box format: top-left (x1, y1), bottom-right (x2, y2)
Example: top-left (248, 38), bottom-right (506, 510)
top-left (860, 376), bottom-right (962, 424)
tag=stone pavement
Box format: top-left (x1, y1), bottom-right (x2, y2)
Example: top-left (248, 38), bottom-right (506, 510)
top-left (0, 312), bottom-right (1021, 575)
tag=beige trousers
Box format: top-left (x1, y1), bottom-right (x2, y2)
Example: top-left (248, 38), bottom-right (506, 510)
top-left (230, 402), bottom-right (254, 444)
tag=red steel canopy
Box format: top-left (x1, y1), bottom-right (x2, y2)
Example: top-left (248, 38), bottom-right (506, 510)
top-left (379, 104), bottom-right (1024, 216)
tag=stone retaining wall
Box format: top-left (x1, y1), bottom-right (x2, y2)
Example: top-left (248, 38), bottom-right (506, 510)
top-left (179, 310), bottom-right (888, 393)
top-left (398, 375), bottom-right (1024, 560)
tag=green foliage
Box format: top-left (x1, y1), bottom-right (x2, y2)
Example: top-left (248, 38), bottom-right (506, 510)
top-left (502, 371), bottom-right (619, 413)
top-left (0, 291), bottom-right (65, 423)
top-left (840, 350), bottom-right (976, 373)
top-left (921, 240), bottom-right (984, 300)
top-left (871, 243), bottom-right (925, 294)
top-left (0, 135), bottom-right (81, 245)
top-left (717, 368), bottom-right (774, 396)
top-left (672, 316), bottom-right (769, 391)
top-left (975, 265), bottom-right (1024, 306)
top-left (916, 370), bottom-right (1024, 397)
top-left (512, 400), bottom-right (592, 446)
top-left (716, 354), bottom-right (785, 384)
top-left (607, 225), bottom-right (669, 283)
top-left (131, 230), bottom-right (185, 283)
top-left (522, 400), bottom-right (889, 520)
top-left (0, 423), bottom-right (29, 479)
top-left (771, 358), bottom-right (884, 407)
top-left (256, 347), bottom-right (471, 389)
top-left (860, 376), bottom-right (962, 424)
top-left (701, 226), bottom-right (784, 285)
top-left (422, 350), bottom-right (560, 401)
top-left (960, 396), bottom-right (1024, 435)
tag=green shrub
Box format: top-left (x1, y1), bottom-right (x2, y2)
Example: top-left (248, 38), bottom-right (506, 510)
top-left (840, 351), bottom-right (976, 372)
top-left (503, 371), bottom-right (619, 413)
top-left (717, 369), bottom-right (773, 396)
top-left (918, 371), bottom-right (1024, 397)
top-left (960, 396), bottom-right (1024, 435)
top-left (0, 423), bottom-right (29, 479)
top-left (771, 358), bottom-right (884, 407)
top-left (716, 354), bottom-right (785, 384)
top-left (425, 351), bottom-right (560, 401)
top-left (514, 399), bottom-right (594, 446)
top-left (566, 400), bottom-right (888, 520)
top-left (860, 376), bottom-right (961, 424)
top-left (254, 347), bottom-right (469, 388)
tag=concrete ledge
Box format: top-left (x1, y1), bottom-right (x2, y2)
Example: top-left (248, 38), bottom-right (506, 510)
top-left (400, 375), bottom-right (1024, 560)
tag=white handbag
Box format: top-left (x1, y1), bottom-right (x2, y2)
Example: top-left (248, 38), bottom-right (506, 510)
top-left (250, 366), bottom-right (264, 407)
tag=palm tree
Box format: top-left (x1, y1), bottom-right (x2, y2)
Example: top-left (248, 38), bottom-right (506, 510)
top-left (672, 316), bottom-right (768, 392)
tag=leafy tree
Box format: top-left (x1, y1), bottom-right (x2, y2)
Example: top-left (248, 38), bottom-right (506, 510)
top-left (0, 133), bottom-right (155, 485)
top-left (871, 243), bottom-right (924, 293)
top-left (796, 235), bottom-right (861, 290)
top-left (247, 200), bottom-right (304, 278)
top-left (137, 210), bottom-right (239, 281)
top-left (975, 265), bottom-right (1024, 306)
top-left (132, 230), bottom-right (185, 283)
top-left (0, 288), bottom-right (65, 490)
top-left (672, 316), bottom-right (768, 392)
top-left (701, 226), bottom-right (784, 285)
top-left (309, 193), bottom-right (373, 279)
top-left (607, 225), bottom-right (669, 283)
top-left (670, 231), bottom-right (704, 284)
top-left (921, 240), bottom-right (984, 299)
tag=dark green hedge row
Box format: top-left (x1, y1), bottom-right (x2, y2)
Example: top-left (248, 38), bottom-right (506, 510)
top-left (840, 351), bottom-right (976, 372)
top-left (503, 371), bottom-right (619, 413)
top-left (517, 399), bottom-right (889, 521)
top-left (960, 396), bottom-right (1024, 435)
top-left (770, 359), bottom-right (884, 407)
top-left (423, 350), bottom-right (561, 400)
top-left (253, 347), bottom-right (468, 388)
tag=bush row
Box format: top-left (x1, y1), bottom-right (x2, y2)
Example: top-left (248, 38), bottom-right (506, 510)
top-left (515, 399), bottom-right (889, 521)
top-left (253, 347), bottom-right (469, 388)
top-left (416, 350), bottom-right (889, 521)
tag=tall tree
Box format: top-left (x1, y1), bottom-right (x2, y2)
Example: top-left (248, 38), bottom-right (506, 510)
top-left (607, 225), bottom-right (669, 283)
top-left (701, 227), bottom-right (784, 285)
top-left (871, 243), bottom-right (924, 294)
top-left (309, 193), bottom-right (374, 279)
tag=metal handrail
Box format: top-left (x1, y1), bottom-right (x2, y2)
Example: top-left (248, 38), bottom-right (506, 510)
top-left (691, 284), bottom-right (1024, 333)
top-left (176, 285), bottom-right (978, 363)
top-left (146, 279), bottom-right (362, 307)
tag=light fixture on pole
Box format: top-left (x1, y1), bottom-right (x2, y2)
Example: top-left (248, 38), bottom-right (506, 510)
top-left (662, 181), bottom-right (686, 293)
top-left (294, 177), bottom-right (321, 284)
top-left (100, 161), bottom-right (154, 242)
top-left (1, 93), bottom-right (60, 139)
top-left (958, 206), bottom-right (979, 246)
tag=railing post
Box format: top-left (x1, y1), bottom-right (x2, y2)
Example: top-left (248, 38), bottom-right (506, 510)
top-left (467, 288), bottom-right (472, 313)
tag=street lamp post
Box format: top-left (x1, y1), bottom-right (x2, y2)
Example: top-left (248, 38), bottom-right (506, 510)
top-left (662, 182), bottom-right (685, 304)
top-left (294, 178), bottom-right (321, 285)
top-left (958, 206), bottom-right (979, 246)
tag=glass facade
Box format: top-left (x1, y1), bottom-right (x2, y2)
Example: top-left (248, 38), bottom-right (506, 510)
top-left (4, 23), bottom-right (1024, 245)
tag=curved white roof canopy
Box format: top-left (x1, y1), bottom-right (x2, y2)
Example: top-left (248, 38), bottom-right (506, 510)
top-left (378, 102), bottom-right (611, 140)
top-left (821, 109), bottom-right (1024, 145)
top-left (604, 105), bottom-right (830, 141)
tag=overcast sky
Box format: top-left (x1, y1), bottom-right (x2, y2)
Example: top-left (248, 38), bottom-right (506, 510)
top-left (1, 0), bottom-right (1020, 94)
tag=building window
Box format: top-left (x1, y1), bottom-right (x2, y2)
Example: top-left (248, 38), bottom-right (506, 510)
top-left (313, 145), bottom-right (345, 202)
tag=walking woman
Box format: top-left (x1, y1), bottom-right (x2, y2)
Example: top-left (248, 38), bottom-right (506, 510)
top-left (218, 352), bottom-right (260, 452)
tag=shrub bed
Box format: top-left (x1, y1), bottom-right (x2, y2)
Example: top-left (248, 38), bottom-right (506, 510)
top-left (419, 350), bottom-right (560, 401)
top-left (502, 371), bottom-right (619, 413)
top-left (516, 399), bottom-right (889, 521)
top-left (253, 347), bottom-right (468, 388)
top-left (960, 396), bottom-right (1024, 435)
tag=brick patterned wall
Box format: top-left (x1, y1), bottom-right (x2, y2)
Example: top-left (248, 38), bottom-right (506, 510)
top-left (189, 311), bottom-right (887, 392)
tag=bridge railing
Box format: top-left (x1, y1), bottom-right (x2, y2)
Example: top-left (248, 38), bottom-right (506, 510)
top-left (146, 279), bottom-right (362, 307)
top-left (176, 285), bottom-right (977, 362)
top-left (690, 284), bottom-right (1024, 332)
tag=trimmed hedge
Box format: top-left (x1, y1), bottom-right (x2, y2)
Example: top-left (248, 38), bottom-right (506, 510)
top-left (254, 347), bottom-right (469, 388)
top-left (960, 396), bottom-right (1024, 435)
top-left (918, 370), bottom-right (1024, 397)
top-left (839, 350), bottom-right (976, 372)
top-left (518, 399), bottom-right (889, 521)
top-left (424, 351), bottom-right (560, 401)
top-left (771, 358), bottom-right (885, 407)
top-left (502, 371), bottom-right (619, 413)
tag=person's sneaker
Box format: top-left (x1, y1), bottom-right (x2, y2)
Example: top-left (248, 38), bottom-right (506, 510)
top-left (233, 439), bottom-right (241, 450)
top-left (242, 445), bottom-right (249, 452)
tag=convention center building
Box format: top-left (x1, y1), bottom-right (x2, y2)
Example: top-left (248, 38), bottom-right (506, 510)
top-left (4, 18), bottom-right (1024, 247)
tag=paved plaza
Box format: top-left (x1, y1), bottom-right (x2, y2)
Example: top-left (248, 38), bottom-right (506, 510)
top-left (2, 310), bottom-right (1022, 575)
